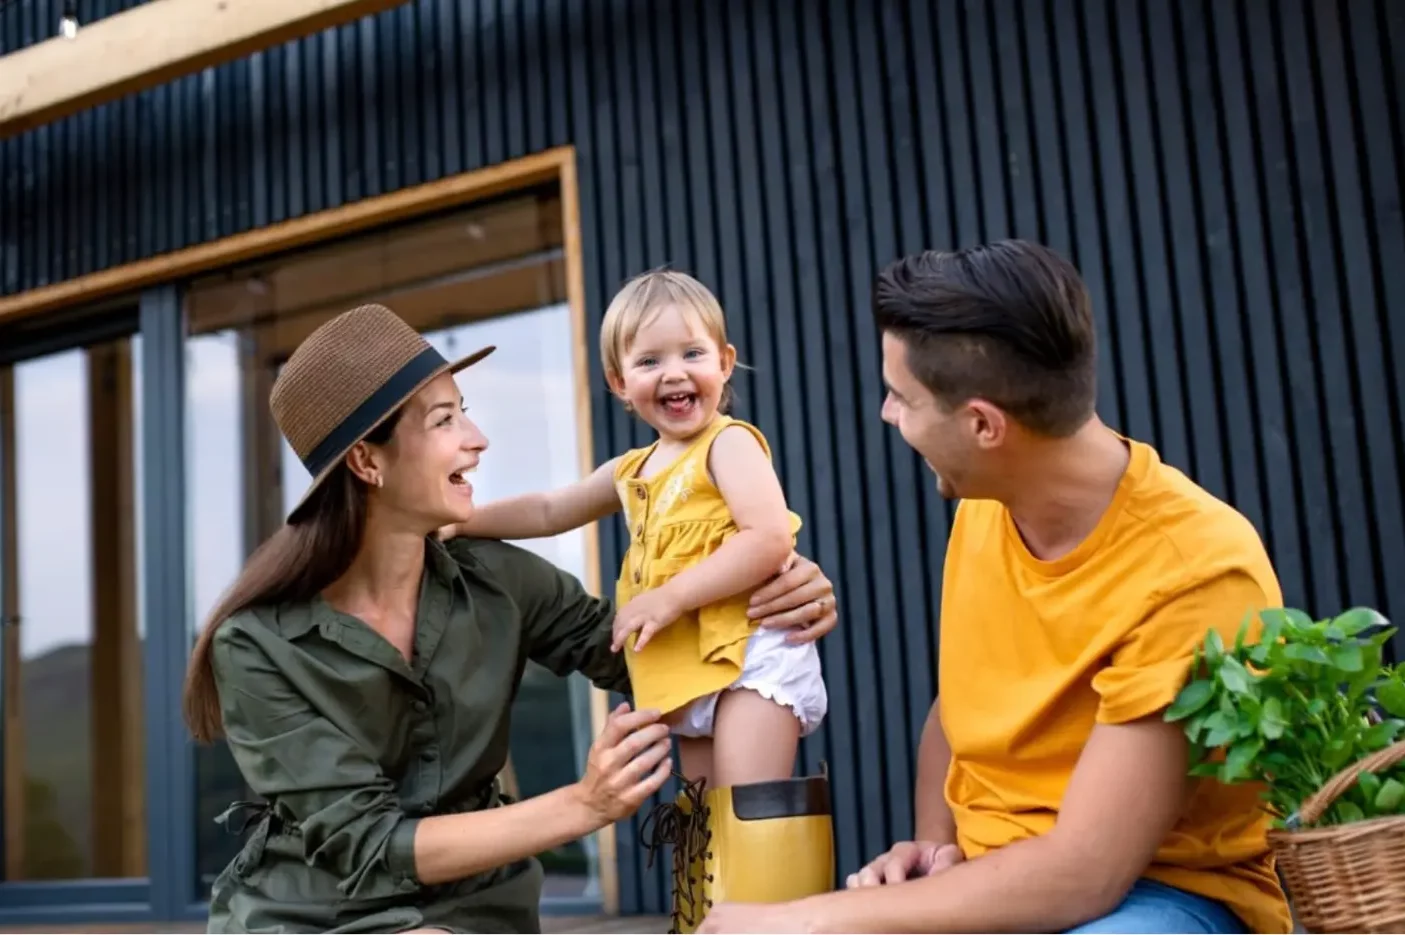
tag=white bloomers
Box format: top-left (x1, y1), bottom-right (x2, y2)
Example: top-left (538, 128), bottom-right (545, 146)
top-left (669, 624), bottom-right (828, 738)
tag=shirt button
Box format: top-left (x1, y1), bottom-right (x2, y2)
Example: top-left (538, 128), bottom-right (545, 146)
top-left (413, 700), bottom-right (428, 713)
top-left (421, 750), bottom-right (435, 763)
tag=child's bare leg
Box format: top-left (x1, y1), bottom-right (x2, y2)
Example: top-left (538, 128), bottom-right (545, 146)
top-left (677, 735), bottom-right (714, 787)
top-left (711, 688), bottom-right (800, 787)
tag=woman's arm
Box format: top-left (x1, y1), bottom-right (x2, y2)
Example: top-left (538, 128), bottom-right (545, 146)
top-left (414, 704), bottom-right (672, 884)
top-left (445, 457), bottom-right (623, 541)
top-left (449, 532), bottom-right (839, 693)
top-left (213, 619), bottom-right (668, 891)
top-left (614, 424), bottom-right (795, 650)
top-left (453, 537), bottom-right (632, 693)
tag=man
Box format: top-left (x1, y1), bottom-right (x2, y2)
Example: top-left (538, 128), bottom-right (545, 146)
top-left (699, 241), bottom-right (1292, 934)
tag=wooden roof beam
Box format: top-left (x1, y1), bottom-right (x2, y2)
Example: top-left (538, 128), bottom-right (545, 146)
top-left (0, 0), bottom-right (411, 139)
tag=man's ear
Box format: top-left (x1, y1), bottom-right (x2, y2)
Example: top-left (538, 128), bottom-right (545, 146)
top-left (965, 398), bottom-right (1009, 450)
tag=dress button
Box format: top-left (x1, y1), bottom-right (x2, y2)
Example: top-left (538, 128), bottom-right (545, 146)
top-left (634, 569), bottom-right (641, 584)
top-left (635, 487), bottom-right (646, 500)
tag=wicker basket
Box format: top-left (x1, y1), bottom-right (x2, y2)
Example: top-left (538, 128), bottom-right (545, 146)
top-left (1266, 739), bottom-right (1405, 933)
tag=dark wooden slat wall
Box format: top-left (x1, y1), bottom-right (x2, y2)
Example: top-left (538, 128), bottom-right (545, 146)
top-left (3, 0), bottom-right (1404, 915)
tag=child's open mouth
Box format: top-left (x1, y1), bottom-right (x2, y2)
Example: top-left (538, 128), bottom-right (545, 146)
top-left (660, 392), bottom-right (697, 417)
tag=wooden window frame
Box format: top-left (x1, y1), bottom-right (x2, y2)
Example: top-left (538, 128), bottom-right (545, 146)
top-left (0, 145), bottom-right (618, 917)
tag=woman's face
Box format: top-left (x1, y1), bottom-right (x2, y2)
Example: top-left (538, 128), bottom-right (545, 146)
top-left (350, 372), bottom-right (489, 529)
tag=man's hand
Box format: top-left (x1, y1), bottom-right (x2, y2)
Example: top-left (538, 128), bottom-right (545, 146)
top-left (846, 840), bottom-right (963, 888)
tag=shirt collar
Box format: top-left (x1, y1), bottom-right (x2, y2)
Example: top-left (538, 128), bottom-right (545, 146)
top-left (278, 536), bottom-right (471, 680)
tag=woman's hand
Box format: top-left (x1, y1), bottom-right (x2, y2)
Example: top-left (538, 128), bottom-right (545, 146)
top-left (573, 703), bottom-right (673, 825)
top-left (747, 552), bottom-right (838, 644)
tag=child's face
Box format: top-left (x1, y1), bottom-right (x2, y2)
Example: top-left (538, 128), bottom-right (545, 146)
top-left (610, 303), bottom-right (736, 440)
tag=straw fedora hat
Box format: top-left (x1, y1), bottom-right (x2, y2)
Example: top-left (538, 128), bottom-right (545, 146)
top-left (270, 303), bottom-right (494, 521)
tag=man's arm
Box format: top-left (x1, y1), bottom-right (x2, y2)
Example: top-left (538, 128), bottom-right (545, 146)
top-left (847, 697), bottom-right (961, 889)
top-left (800, 715), bottom-right (1189, 933)
top-left (780, 569), bottom-right (1271, 933)
top-left (913, 697), bottom-right (956, 845)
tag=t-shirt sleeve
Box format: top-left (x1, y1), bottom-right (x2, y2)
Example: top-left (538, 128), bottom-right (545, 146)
top-left (1092, 569), bottom-right (1274, 725)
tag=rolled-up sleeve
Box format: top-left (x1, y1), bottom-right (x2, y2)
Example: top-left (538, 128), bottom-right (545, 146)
top-left (1091, 569), bottom-right (1273, 725)
top-left (211, 622), bottom-right (422, 899)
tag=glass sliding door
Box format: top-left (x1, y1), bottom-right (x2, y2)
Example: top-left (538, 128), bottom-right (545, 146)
top-left (422, 309), bottom-right (597, 902)
top-left (0, 315), bottom-right (152, 920)
top-left (182, 185), bottom-right (603, 907)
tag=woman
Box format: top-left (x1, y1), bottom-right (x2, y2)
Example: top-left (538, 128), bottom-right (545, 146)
top-left (182, 304), bottom-right (840, 934)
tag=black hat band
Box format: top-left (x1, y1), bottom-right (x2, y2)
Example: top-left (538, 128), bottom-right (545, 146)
top-left (301, 345), bottom-right (448, 478)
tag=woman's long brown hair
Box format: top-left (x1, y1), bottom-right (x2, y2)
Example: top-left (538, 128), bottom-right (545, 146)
top-left (182, 413), bottom-right (401, 743)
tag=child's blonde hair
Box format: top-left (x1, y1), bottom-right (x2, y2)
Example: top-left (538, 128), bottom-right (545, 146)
top-left (600, 268), bottom-right (736, 413)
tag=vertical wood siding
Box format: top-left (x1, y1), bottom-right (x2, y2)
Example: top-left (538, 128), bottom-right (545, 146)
top-left (3, 0), bottom-right (1402, 915)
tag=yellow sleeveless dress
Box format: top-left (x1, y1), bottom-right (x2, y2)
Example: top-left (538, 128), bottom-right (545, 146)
top-left (612, 415), bottom-right (803, 716)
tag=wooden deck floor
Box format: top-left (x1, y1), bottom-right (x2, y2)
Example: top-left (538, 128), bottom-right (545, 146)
top-left (0, 914), bottom-right (670, 933)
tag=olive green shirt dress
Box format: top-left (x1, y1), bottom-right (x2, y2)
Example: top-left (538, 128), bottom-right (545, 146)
top-left (204, 535), bottom-right (631, 934)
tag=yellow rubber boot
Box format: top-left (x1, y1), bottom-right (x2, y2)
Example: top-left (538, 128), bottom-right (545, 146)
top-left (642, 773), bottom-right (835, 933)
top-left (693, 774), bottom-right (835, 923)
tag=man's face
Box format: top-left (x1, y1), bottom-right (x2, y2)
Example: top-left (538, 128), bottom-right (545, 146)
top-left (880, 331), bottom-right (976, 500)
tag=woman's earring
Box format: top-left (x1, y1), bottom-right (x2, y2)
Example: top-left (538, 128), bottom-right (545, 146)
top-left (373, 475), bottom-right (383, 488)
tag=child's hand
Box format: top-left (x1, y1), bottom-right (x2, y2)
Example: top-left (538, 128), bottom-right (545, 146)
top-left (612, 588), bottom-right (684, 653)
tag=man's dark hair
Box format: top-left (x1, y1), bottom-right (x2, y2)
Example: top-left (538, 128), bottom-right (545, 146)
top-left (872, 239), bottom-right (1097, 437)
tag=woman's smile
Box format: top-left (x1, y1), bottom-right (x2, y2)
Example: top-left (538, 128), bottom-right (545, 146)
top-left (448, 463), bottom-right (477, 498)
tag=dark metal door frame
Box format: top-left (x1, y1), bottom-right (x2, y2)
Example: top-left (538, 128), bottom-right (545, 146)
top-left (0, 298), bottom-right (160, 925)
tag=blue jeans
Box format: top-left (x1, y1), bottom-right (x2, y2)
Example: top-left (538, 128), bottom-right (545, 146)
top-left (1063, 879), bottom-right (1247, 933)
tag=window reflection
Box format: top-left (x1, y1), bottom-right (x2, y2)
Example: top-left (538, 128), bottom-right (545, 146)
top-left (445, 311), bottom-right (597, 898)
top-left (184, 188), bottom-right (599, 901)
top-left (187, 331), bottom-right (253, 886)
top-left (2, 335), bottom-right (146, 881)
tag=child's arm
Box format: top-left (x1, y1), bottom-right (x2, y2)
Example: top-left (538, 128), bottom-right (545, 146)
top-left (667, 426), bottom-right (795, 608)
top-left (614, 426), bottom-right (794, 651)
top-left (447, 456), bottom-right (623, 541)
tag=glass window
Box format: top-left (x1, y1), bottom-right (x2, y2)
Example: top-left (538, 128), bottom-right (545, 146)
top-left (184, 187), bottom-right (600, 900)
top-left (0, 334), bottom-right (146, 882)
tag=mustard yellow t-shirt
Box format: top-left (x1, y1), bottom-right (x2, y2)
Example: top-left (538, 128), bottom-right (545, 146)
top-left (613, 416), bottom-right (802, 716)
top-left (938, 437), bottom-right (1291, 934)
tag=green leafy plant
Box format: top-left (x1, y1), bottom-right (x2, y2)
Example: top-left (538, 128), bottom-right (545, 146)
top-left (1164, 606), bottom-right (1405, 829)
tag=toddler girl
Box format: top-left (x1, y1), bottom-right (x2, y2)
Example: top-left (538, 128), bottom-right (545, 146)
top-left (443, 269), bottom-right (833, 931)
